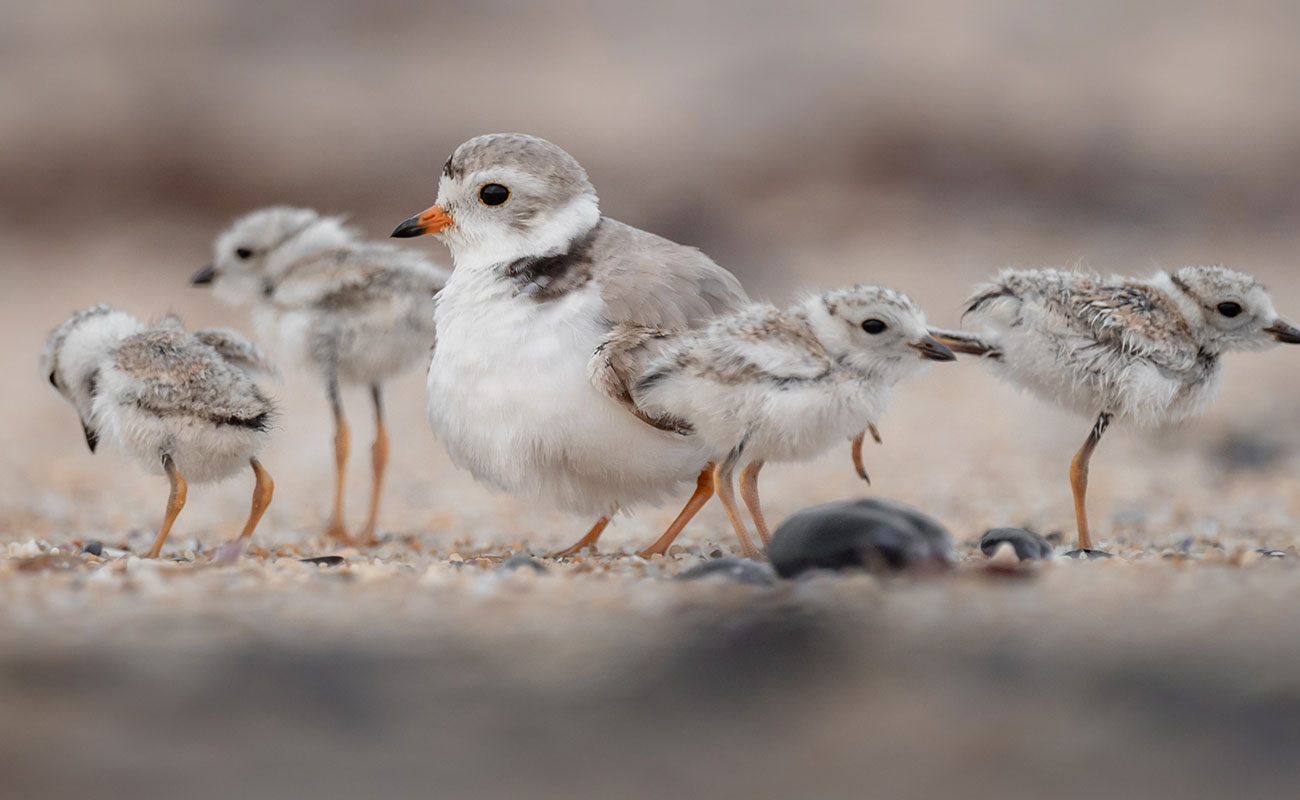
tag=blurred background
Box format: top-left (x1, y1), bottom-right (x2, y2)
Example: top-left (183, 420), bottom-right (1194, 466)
top-left (4, 1), bottom-right (1300, 798)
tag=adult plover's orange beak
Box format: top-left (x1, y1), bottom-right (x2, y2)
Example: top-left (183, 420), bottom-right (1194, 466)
top-left (391, 204), bottom-right (452, 238)
top-left (909, 336), bottom-right (957, 362)
top-left (1265, 319), bottom-right (1300, 344)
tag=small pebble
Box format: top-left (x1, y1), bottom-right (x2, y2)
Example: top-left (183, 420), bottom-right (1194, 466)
top-left (980, 528), bottom-right (1053, 561)
top-left (498, 555), bottom-right (549, 574)
top-left (300, 556), bottom-right (345, 567)
top-left (1255, 549), bottom-right (1287, 559)
top-left (768, 497), bottom-right (952, 579)
top-left (986, 542), bottom-right (1021, 567)
top-left (677, 558), bottom-right (777, 586)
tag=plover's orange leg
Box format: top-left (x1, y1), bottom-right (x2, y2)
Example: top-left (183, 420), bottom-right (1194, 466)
top-left (213, 458), bottom-right (275, 565)
top-left (850, 433), bottom-right (871, 484)
top-left (551, 516), bottom-right (612, 558)
top-left (237, 458), bottom-right (275, 543)
top-left (146, 454), bottom-right (187, 559)
top-left (638, 464), bottom-right (715, 558)
top-left (714, 454), bottom-right (761, 559)
top-left (358, 384), bottom-right (389, 545)
top-left (1069, 412), bottom-right (1113, 551)
top-left (325, 377), bottom-right (353, 544)
top-left (737, 460), bottom-right (771, 547)
top-left (850, 425), bottom-right (882, 483)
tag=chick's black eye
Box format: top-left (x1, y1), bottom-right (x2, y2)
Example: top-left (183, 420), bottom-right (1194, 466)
top-left (861, 319), bottom-right (888, 334)
top-left (1217, 302), bottom-right (1243, 318)
top-left (479, 183), bottom-right (510, 206)
top-left (235, 247), bottom-right (254, 260)
top-left (48, 372), bottom-right (59, 390)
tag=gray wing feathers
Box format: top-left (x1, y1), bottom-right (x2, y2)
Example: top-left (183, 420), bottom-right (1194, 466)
top-left (594, 220), bottom-right (747, 329)
top-left (586, 220), bottom-right (748, 422)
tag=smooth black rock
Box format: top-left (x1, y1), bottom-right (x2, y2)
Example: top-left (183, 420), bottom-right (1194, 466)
top-left (300, 555), bottom-right (345, 567)
top-left (676, 558), bottom-right (777, 587)
top-left (498, 555), bottom-right (549, 574)
top-left (1063, 548), bottom-right (1113, 559)
top-left (81, 541), bottom-right (103, 557)
top-left (980, 528), bottom-right (1053, 561)
top-left (767, 498), bottom-right (953, 579)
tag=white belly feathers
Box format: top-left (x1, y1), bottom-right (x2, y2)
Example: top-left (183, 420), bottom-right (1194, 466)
top-left (427, 269), bottom-right (707, 516)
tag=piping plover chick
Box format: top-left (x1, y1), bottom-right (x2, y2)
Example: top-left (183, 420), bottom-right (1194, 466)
top-left (392, 133), bottom-right (748, 557)
top-left (194, 207), bottom-right (450, 544)
top-left (629, 286), bottom-right (955, 556)
top-left (933, 265), bottom-right (1300, 552)
top-left (43, 307), bottom-right (277, 559)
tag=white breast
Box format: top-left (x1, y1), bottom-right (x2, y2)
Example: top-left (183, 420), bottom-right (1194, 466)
top-left (427, 268), bottom-right (709, 516)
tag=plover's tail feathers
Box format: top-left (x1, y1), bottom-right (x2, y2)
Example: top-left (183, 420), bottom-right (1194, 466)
top-left (928, 328), bottom-right (1002, 359)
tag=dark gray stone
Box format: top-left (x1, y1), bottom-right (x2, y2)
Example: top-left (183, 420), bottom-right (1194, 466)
top-left (82, 541), bottom-right (103, 557)
top-left (1216, 432), bottom-right (1287, 471)
top-left (300, 556), bottom-right (345, 567)
top-left (980, 528), bottom-right (1053, 561)
top-left (767, 498), bottom-right (953, 579)
top-left (498, 555), bottom-right (550, 574)
top-left (1063, 548), bottom-right (1113, 559)
top-left (676, 558), bottom-right (777, 586)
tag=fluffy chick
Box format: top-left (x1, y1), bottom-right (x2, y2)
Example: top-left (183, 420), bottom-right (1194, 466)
top-left (44, 307), bottom-right (277, 559)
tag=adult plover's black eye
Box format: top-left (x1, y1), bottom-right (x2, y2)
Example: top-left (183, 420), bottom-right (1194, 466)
top-left (1217, 302), bottom-right (1243, 318)
top-left (861, 319), bottom-right (888, 334)
top-left (479, 183), bottom-right (510, 206)
top-left (235, 247), bottom-right (254, 260)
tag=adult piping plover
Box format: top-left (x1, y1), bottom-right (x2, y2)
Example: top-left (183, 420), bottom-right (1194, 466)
top-left (934, 265), bottom-right (1300, 551)
top-left (194, 207), bottom-right (449, 544)
top-left (391, 133), bottom-right (748, 557)
top-left (628, 286), bottom-right (955, 556)
top-left (44, 306), bottom-right (277, 559)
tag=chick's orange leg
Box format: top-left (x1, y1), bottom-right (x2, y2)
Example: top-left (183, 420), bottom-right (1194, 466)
top-left (147, 454), bottom-right (187, 559)
top-left (715, 455), bottom-right (761, 559)
top-left (325, 377), bottom-right (353, 544)
top-left (737, 460), bottom-right (771, 547)
top-left (1069, 412), bottom-right (1112, 551)
top-left (359, 384), bottom-right (388, 546)
top-left (236, 458), bottom-right (275, 543)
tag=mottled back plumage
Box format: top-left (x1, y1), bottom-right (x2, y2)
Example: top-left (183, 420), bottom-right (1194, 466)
top-left (45, 308), bottom-right (276, 484)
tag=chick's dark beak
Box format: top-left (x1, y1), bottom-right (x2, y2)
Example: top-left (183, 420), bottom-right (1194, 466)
top-left (82, 422), bottom-right (99, 453)
top-left (391, 204), bottom-right (453, 238)
top-left (910, 336), bottom-right (957, 362)
top-left (1265, 319), bottom-right (1300, 344)
top-left (191, 265), bottom-right (217, 286)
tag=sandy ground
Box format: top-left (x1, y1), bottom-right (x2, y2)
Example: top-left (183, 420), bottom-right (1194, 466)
top-left (4, 216), bottom-right (1300, 800)
top-left (6, 1), bottom-right (1300, 797)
